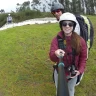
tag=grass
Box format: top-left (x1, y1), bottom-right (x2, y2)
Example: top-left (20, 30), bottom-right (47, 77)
top-left (0, 16), bottom-right (95, 96)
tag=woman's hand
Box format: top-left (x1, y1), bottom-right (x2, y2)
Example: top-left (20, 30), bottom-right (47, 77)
top-left (55, 49), bottom-right (65, 58)
top-left (70, 70), bottom-right (80, 78)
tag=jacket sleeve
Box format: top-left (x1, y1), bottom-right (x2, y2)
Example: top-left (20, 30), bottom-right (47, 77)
top-left (78, 37), bottom-right (87, 74)
top-left (49, 37), bottom-right (59, 63)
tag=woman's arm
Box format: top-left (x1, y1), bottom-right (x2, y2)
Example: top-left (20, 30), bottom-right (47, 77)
top-left (49, 37), bottom-right (59, 62)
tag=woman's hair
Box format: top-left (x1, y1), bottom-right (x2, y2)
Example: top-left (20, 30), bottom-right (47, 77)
top-left (71, 32), bottom-right (81, 55)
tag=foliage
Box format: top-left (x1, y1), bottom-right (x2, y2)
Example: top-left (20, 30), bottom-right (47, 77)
top-left (12, 10), bottom-right (42, 22)
top-left (0, 13), bottom-right (7, 27)
top-left (0, 0), bottom-right (96, 14)
top-left (15, 0), bottom-right (96, 14)
top-left (31, 0), bottom-right (52, 12)
top-left (16, 1), bottom-right (31, 12)
top-left (0, 11), bottom-right (53, 27)
top-left (58, 0), bottom-right (96, 14)
top-left (0, 0), bottom-right (96, 27)
top-left (0, 9), bottom-right (5, 13)
top-left (0, 15), bottom-right (95, 96)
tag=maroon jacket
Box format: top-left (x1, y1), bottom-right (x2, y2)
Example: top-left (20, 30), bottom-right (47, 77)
top-left (49, 31), bottom-right (87, 75)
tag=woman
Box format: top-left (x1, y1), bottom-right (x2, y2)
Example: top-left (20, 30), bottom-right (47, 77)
top-left (49, 12), bottom-right (87, 96)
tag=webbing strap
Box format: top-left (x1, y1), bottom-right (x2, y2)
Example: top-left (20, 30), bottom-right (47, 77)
top-left (57, 35), bottom-right (76, 66)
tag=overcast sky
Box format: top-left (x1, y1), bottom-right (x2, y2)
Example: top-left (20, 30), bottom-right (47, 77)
top-left (0, 0), bottom-right (32, 12)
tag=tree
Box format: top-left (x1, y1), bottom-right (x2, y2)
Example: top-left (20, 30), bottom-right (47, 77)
top-left (31, 0), bottom-right (53, 12)
top-left (16, 1), bottom-right (31, 12)
top-left (22, 1), bottom-right (31, 10)
top-left (16, 3), bottom-right (21, 12)
top-left (64, 0), bottom-right (70, 12)
top-left (58, 0), bottom-right (64, 4)
top-left (80, 0), bottom-right (85, 14)
top-left (94, 0), bottom-right (96, 13)
top-left (89, 0), bottom-right (95, 14)
top-left (0, 9), bottom-right (5, 13)
top-left (16, 0), bottom-right (96, 14)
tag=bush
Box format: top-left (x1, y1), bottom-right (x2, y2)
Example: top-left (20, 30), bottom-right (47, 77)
top-left (0, 14), bottom-right (7, 27)
top-left (0, 10), bottom-right (53, 27)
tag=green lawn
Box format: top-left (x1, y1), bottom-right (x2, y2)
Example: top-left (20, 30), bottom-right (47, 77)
top-left (0, 16), bottom-right (96, 96)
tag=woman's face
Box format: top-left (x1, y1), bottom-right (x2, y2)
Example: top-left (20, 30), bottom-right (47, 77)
top-left (62, 21), bottom-right (74, 36)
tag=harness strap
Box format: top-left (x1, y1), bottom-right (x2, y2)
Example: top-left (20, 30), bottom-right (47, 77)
top-left (57, 34), bottom-right (76, 66)
top-left (56, 34), bottom-right (76, 80)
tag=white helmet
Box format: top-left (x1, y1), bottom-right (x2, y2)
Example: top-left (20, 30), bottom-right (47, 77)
top-left (8, 14), bottom-right (10, 16)
top-left (59, 12), bottom-right (77, 24)
top-left (59, 12), bottom-right (77, 31)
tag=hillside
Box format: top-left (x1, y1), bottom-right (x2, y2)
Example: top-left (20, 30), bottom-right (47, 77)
top-left (0, 15), bottom-right (95, 96)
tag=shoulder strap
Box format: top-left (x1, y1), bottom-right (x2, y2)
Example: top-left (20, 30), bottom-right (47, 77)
top-left (72, 48), bottom-right (76, 65)
top-left (57, 35), bottom-right (66, 50)
top-left (57, 35), bottom-right (76, 66)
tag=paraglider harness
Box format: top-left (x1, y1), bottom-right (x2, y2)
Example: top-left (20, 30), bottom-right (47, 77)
top-left (53, 34), bottom-right (81, 83)
top-left (75, 15), bottom-right (94, 50)
top-left (53, 15), bottom-right (94, 83)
